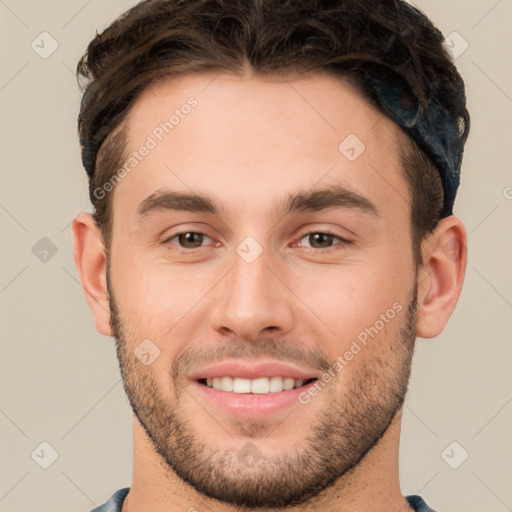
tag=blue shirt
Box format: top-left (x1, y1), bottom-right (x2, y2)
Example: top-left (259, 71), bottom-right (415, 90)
top-left (89, 487), bottom-right (437, 511)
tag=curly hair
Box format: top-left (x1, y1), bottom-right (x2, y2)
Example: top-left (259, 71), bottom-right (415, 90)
top-left (76, 0), bottom-right (469, 266)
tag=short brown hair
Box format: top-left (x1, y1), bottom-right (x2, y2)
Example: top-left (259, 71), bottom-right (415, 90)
top-left (77, 0), bottom-right (469, 266)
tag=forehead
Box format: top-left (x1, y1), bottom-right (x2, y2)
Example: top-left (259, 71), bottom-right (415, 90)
top-left (114, 71), bottom-right (409, 225)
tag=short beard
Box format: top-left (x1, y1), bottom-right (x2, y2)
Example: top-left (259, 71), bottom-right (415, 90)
top-left (107, 260), bottom-right (418, 509)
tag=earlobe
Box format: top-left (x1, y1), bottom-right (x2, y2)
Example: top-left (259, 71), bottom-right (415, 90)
top-left (72, 213), bottom-right (113, 337)
top-left (416, 215), bottom-right (467, 339)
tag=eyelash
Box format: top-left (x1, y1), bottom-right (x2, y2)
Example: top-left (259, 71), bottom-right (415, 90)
top-left (162, 229), bottom-right (352, 253)
top-left (295, 230), bottom-right (351, 251)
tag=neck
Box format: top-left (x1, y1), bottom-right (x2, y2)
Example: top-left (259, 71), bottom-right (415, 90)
top-left (122, 407), bottom-right (414, 512)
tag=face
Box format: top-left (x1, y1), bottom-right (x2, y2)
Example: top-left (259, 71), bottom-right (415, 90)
top-left (106, 72), bottom-right (419, 508)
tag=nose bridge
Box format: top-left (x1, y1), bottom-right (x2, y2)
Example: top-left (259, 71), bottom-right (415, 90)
top-left (210, 239), bottom-right (294, 339)
top-left (231, 246), bottom-right (271, 306)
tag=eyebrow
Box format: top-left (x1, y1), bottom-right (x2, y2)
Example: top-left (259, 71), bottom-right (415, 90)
top-left (136, 185), bottom-right (379, 222)
top-left (278, 185), bottom-right (379, 218)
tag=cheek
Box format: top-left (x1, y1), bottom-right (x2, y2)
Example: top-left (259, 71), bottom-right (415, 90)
top-left (288, 259), bottom-right (410, 352)
top-left (112, 257), bottom-right (215, 338)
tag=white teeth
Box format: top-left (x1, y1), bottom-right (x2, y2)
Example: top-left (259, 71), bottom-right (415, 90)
top-left (283, 377), bottom-right (295, 391)
top-left (269, 376), bottom-right (284, 393)
top-left (233, 378), bottom-right (251, 393)
top-left (221, 376), bottom-right (233, 391)
top-left (206, 376), bottom-right (311, 393)
top-left (251, 377), bottom-right (269, 394)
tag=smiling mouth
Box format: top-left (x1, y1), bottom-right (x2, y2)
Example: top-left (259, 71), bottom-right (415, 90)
top-left (197, 376), bottom-right (318, 394)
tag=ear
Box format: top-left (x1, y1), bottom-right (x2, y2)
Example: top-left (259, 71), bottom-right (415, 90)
top-left (416, 215), bottom-right (467, 338)
top-left (72, 213), bottom-right (113, 337)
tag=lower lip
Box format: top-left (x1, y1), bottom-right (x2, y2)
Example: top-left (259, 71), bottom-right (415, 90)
top-left (190, 380), bottom-right (318, 419)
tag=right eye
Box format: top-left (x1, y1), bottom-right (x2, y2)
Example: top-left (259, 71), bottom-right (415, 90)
top-left (163, 232), bottom-right (215, 250)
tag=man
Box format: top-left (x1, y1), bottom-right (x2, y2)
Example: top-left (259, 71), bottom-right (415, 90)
top-left (72, 0), bottom-right (469, 511)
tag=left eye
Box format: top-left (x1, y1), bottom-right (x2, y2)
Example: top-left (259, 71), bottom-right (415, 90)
top-left (297, 232), bottom-right (346, 249)
top-left (166, 232), bottom-right (213, 249)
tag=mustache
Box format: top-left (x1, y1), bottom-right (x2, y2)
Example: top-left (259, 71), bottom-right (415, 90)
top-left (171, 337), bottom-right (332, 382)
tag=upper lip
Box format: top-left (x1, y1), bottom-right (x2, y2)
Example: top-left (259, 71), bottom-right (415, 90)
top-left (188, 360), bottom-right (319, 381)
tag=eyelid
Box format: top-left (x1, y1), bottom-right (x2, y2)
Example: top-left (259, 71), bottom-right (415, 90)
top-left (294, 229), bottom-right (352, 250)
top-left (161, 223), bottom-right (217, 242)
top-left (294, 224), bottom-right (353, 242)
top-left (161, 225), bottom-right (354, 251)
top-left (163, 230), bottom-right (217, 249)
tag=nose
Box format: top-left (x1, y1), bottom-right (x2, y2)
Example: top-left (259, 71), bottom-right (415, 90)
top-left (209, 245), bottom-right (295, 341)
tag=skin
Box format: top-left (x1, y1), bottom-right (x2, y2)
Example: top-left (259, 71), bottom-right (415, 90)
top-left (73, 71), bottom-right (467, 512)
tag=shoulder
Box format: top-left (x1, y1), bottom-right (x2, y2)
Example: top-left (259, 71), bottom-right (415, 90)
top-left (88, 487), bottom-right (130, 512)
top-left (406, 494), bottom-right (438, 512)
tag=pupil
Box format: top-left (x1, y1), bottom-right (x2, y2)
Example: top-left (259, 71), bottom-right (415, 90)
top-left (310, 233), bottom-right (333, 248)
top-left (179, 232), bottom-right (203, 248)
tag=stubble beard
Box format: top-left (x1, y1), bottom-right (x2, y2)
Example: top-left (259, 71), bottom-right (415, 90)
top-left (107, 264), bottom-right (418, 509)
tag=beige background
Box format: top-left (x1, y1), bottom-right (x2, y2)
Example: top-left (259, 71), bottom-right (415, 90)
top-left (0, 1), bottom-right (511, 511)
